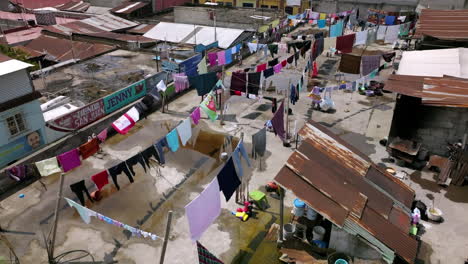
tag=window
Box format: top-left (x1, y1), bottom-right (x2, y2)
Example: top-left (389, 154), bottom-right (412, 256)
top-left (6, 113), bottom-right (26, 136)
top-left (217, 1), bottom-right (224, 5)
top-left (270, 5), bottom-right (278, 9)
top-left (225, 2), bottom-right (232, 6)
top-left (261, 4), bottom-right (268, 8)
top-left (243, 2), bottom-right (254, 7)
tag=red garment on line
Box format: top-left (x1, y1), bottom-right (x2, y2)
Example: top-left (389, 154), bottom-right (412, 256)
top-left (91, 170), bottom-right (109, 190)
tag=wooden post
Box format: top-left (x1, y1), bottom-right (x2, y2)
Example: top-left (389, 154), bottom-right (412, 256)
top-left (279, 187), bottom-right (284, 242)
top-left (48, 173), bottom-right (65, 262)
top-left (159, 210), bottom-right (173, 264)
top-left (285, 79), bottom-right (291, 140)
top-left (220, 66), bottom-right (225, 125)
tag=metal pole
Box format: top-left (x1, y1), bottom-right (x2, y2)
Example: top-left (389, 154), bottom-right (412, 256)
top-left (159, 210), bottom-right (173, 264)
top-left (285, 79), bottom-right (291, 140)
top-left (220, 65), bottom-right (225, 125)
top-left (213, 9), bottom-right (217, 42)
top-left (48, 173), bottom-right (65, 262)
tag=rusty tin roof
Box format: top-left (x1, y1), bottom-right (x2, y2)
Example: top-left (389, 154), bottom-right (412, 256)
top-left (274, 121), bottom-right (417, 263)
top-left (416, 9), bottom-right (468, 40)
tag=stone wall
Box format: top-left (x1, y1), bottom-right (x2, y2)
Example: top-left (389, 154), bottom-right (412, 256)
top-left (389, 95), bottom-right (468, 157)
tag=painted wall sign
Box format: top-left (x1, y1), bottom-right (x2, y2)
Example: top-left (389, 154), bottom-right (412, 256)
top-left (49, 100), bottom-right (105, 131)
top-left (0, 129), bottom-right (44, 167)
top-left (103, 80), bottom-right (146, 114)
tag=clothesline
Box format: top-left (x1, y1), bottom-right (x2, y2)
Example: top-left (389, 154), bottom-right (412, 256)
top-left (65, 197), bottom-right (162, 241)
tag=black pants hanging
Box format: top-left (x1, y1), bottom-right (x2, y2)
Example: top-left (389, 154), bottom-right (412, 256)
top-left (70, 180), bottom-right (93, 206)
top-left (108, 162), bottom-right (134, 190)
top-left (126, 153), bottom-right (147, 175)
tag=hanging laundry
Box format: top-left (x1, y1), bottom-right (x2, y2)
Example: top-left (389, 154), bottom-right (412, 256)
top-left (91, 170), bottom-right (109, 190)
top-left (281, 60), bottom-right (287, 67)
top-left (200, 92), bottom-right (218, 121)
top-left (231, 45), bottom-right (238, 54)
top-left (369, 68), bottom-right (378, 78)
top-left (185, 177), bottom-right (221, 241)
top-left (354, 30), bottom-right (368, 46)
top-left (166, 129), bottom-right (180, 152)
top-left (176, 118), bottom-right (192, 146)
top-left (339, 54), bottom-right (361, 74)
top-left (279, 43), bottom-right (287, 53)
top-left (263, 67), bottom-right (274, 79)
top-left (287, 55), bottom-right (294, 64)
top-left (384, 25), bottom-right (400, 44)
top-left (217, 50), bottom-right (226, 65)
top-left (247, 43), bottom-right (260, 53)
top-left (189, 72), bottom-right (218, 97)
top-left (57, 149), bottom-right (81, 172)
top-left (126, 153), bottom-right (147, 175)
top-left (267, 44), bottom-right (278, 58)
top-left (273, 63), bottom-right (282, 73)
top-left (271, 101), bottom-right (285, 140)
top-left (256, 63), bottom-right (267, 72)
top-left (112, 107), bottom-right (139, 135)
top-left (197, 56), bottom-right (208, 74)
top-left (247, 72), bottom-right (261, 95)
top-left (310, 11), bottom-right (319, 19)
top-left (294, 52), bottom-right (300, 66)
top-left (79, 138), bottom-right (99, 159)
top-left (252, 127), bottom-right (266, 159)
top-left (197, 241), bottom-right (224, 264)
top-left (318, 19), bottom-right (326, 28)
top-left (141, 145), bottom-right (160, 166)
top-left (367, 28), bottom-right (377, 45)
top-left (97, 128), bottom-right (107, 143)
top-left (65, 197), bottom-right (95, 224)
top-left (217, 158), bottom-right (240, 201)
top-left (155, 137), bottom-right (168, 165)
top-left (385, 15), bottom-right (396, 25)
top-left (268, 58), bottom-right (278, 67)
top-left (225, 49), bottom-right (233, 64)
top-left (207, 53), bottom-right (218, 66)
top-left (230, 72), bottom-right (247, 94)
top-left (173, 73), bottom-right (190, 93)
top-left (382, 52), bottom-right (396, 62)
top-left (361, 55), bottom-right (380, 76)
top-left (190, 107), bottom-right (201, 125)
top-left (319, 13), bottom-right (327, 20)
top-left (70, 180), bottom-right (93, 206)
top-left (35, 157), bottom-right (61, 177)
top-left (312, 61), bottom-right (318, 77)
top-left (377, 26), bottom-right (387, 40)
top-left (290, 84), bottom-right (298, 105)
top-left (6, 165), bottom-right (28, 181)
top-left (336, 33), bottom-right (355, 54)
top-left (108, 162), bottom-right (133, 190)
top-left (232, 141), bottom-right (251, 178)
top-left (156, 80), bottom-right (167, 92)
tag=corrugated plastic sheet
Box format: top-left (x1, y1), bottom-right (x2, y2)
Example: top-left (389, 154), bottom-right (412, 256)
top-left (416, 9), bottom-right (468, 40)
top-left (274, 121), bottom-right (417, 264)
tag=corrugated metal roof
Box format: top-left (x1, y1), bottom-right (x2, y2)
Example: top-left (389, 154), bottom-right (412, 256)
top-left (385, 74), bottom-right (468, 108)
top-left (4, 27), bottom-right (43, 45)
top-left (274, 121), bottom-right (417, 264)
top-left (127, 23), bottom-right (156, 34)
top-left (422, 77), bottom-right (468, 107)
top-left (0, 59), bottom-right (32, 76)
top-left (110, 1), bottom-right (149, 14)
top-left (0, 11), bottom-right (78, 24)
top-left (416, 9), bottom-right (468, 40)
top-left (78, 31), bottom-right (155, 43)
top-left (58, 1), bottom-right (90, 12)
top-left (10, 0), bottom-right (74, 9)
top-left (22, 35), bottom-right (114, 62)
top-left (44, 13), bottom-right (138, 35)
top-left (143, 22), bottom-right (245, 49)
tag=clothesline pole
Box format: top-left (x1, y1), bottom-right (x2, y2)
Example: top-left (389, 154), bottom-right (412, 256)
top-left (48, 173), bottom-right (65, 262)
top-left (220, 66), bottom-right (225, 125)
top-left (278, 186), bottom-right (284, 243)
top-left (159, 210), bottom-right (173, 264)
top-left (285, 79), bottom-right (291, 141)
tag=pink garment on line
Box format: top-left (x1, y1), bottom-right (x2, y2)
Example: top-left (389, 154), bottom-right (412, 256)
top-left (57, 148), bottom-right (81, 172)
top-left (173, 73), bottom-right (189, 93)
top-left (273, 63), bottom-right (282, 73)
top-left (97, 128), bottom-right (107, 143)
top-left (191, 107), bottom-right (201, 125)
top-left (217, 51), bottom-right (226, 65)
top-left (185, 177), bottom-right (221, 241)
top-left (256, 63), bottom-right (267, 72)
top-left (208, 53), bottom-right (218, 66)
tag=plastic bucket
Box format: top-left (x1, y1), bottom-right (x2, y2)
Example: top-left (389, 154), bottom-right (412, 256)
top-left (335, 259), bottom-right (348, 264)
top-left (293, 198), bottom-right (305, 217)
top-left (283, 224), bottom-right (295, 240)
top-left (312, 226), bottom-right (325, 241)
top-left (306, 205), bottom-right (318, 220)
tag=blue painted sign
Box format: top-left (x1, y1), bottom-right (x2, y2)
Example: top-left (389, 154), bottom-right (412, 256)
top-left (0, 129), bottom-right (44, 167)
top-left (103, 80), bottom-right (146, 114)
